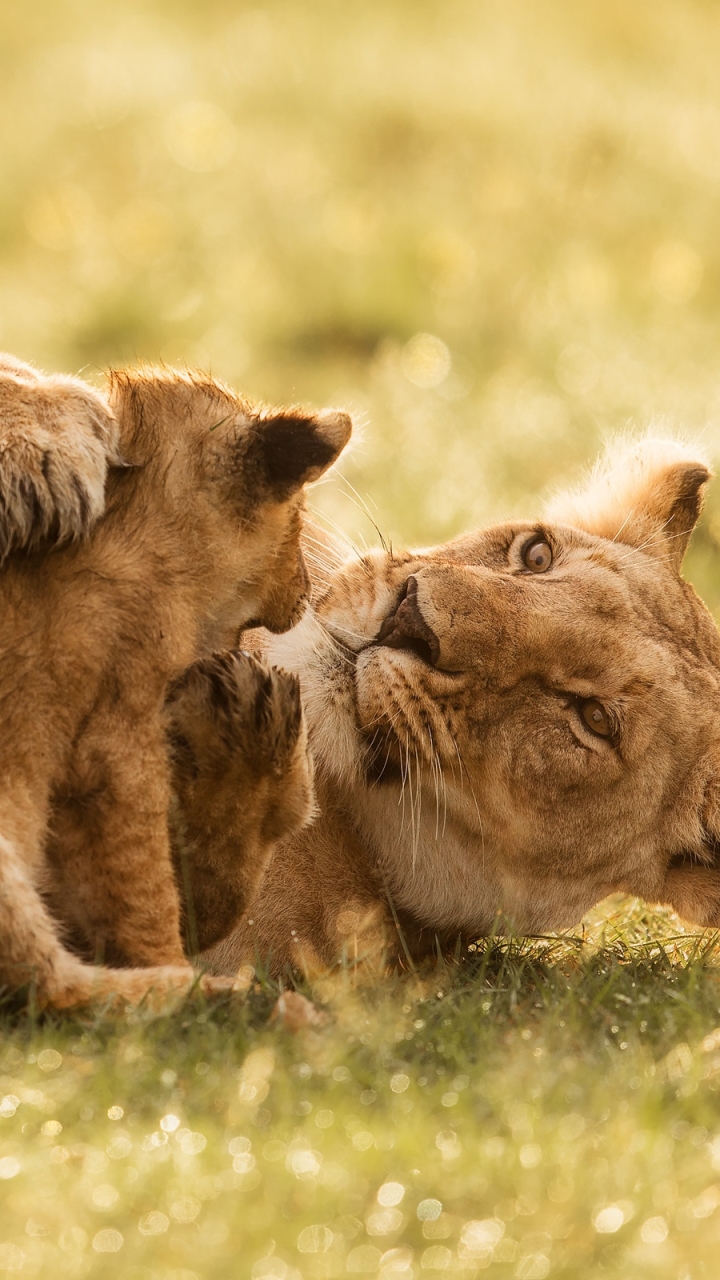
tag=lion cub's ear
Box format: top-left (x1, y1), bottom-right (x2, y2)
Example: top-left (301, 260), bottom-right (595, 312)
top-left (546, 437), bottom-right (711, 571)
top-left (250, 409), bottom-right (352, 500)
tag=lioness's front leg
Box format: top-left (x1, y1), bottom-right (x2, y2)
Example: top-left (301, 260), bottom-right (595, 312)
top-left (167, 650), bottom-right (314, 954)
top-left (46, 718), bottom-right (187, 968)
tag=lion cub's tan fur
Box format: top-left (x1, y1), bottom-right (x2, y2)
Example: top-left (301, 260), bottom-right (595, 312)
top-left (0, 359), bottom-right (349, 1007)
top-left (202, 438), bottom-right (720, 976)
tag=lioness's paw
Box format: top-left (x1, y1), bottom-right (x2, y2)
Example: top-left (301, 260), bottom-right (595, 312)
top-left (169, 648), bottom-right (305, 777)
top-left (661, 865), bottom-right (720, 928)
top-left (0, 358), bottom-right (120, 561)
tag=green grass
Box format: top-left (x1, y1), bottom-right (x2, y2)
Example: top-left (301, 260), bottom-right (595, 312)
top-left (3, 901), bottom-right (720, 1279)
top-left (5, 1), bottom-right (720, 1275)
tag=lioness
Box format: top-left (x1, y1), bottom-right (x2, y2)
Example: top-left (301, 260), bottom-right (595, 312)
top-left (0, 360), bottom-right (350, 1007)
top-left (200, 438), bottom-right (720, 976)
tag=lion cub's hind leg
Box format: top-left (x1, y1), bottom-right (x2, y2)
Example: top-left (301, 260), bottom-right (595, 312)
top-left (168, 650), bottom-right (315, 955)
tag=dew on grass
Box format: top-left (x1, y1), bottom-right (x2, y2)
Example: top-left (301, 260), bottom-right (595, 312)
top-left (138, 1211), bottom-right (169, 1236)
top-left (106, 1134), bottom-right (132, 1159)
top-left (0, 1157), bottom-right (20, 1179)
top-left (366, 1207), bottom-right (404, 1236)
top-left (91, 1183), bottom-right (119, 1209)
top-left (228, 1136), bottom-right (251, 1155)
top-left (315, 1109), bottom-right (334, 1129)
top-left (92, 1228), bottom-right (123, 1253)
top-left (592, 1204), bottom-right (625, 1233)
top-left (347, 1245), bottom-right (381, 1272)
top-left (421, 1244), bottom-right (453, 1269)
top-left (519, 1144), bottom-right (542, 1169)
top-left (160, 1113), bottom-right (180, 1132)
top-left (288, 1147), bottom-right (322, 1178)
top-left (179, 1131), bottom-right (206, 1155)
top-left (262, 1140), bottom-right (286, 1161)
top-left (0, 1096), bottom-right (18, 1118)
top-left (37, 1049), bottom-right (62, 1072)
top-left (171, 1196), bottom-right (201, 1223)
top-left (297, 1224), bottom-right (333, 1253)
top-left (377, 1182), bottom-right (405, 1207)
top-left (458, 1218), bottom-right (504, 1260)
top-left (41, 1120), bottom-right (62, 1136)
top-left (417, 1200), bottom-right (442, 1222)
top-left (379, 1244), bottom-right (414, 1272)
top-left (390, 1074), bottom-right (409, 1093)
top-left (58, 1227), bottom-right (87, 1254)
top-left (435, 1130), bottom-right (461, 1159)
top-left (107, 1106), bottom-right (123, 1121)
top-left (640, 1216), bottom-right (668, 1244)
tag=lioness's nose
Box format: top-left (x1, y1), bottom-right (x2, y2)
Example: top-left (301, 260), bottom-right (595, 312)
top-left (375, 575), bottom-right (440, 666)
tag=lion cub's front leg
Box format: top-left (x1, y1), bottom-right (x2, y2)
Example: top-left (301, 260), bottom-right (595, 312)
top-left (167, 650), bottom-right (314, 955)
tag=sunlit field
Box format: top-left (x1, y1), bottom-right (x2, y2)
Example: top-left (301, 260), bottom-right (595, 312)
top-left (3, 1), bottom-right (720, 1277)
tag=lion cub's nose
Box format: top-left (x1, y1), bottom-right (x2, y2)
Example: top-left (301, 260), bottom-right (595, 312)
top-left (375, 576), bottom-right (440, 666)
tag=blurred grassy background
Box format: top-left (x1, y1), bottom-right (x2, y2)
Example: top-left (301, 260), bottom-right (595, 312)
top-left (6, 8), bottom-right (720, 1278)
top-left (3, 0), bottom-right (720, 601)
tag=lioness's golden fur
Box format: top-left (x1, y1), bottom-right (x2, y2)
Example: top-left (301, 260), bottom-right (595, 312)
top-left (0, 358), bottom-right (349, 1006)
top-left (202, 438), bottom-right (720, 976)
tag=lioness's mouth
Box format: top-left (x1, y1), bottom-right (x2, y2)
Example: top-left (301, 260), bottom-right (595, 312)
top-left (375, 576), bottom-right (440, 667)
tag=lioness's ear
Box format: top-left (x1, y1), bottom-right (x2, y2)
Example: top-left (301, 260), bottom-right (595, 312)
top-left (546, 438), bottom-right (711, 571)
top-left (252, 409), bottom-right (352, 499)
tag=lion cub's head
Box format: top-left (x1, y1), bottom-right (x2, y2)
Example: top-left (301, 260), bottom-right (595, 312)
top-left (107, 367), bottom-right (351, 640)
top-left (270, 438), bottom-right (720, 937)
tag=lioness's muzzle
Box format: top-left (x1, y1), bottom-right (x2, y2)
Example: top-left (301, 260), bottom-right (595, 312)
top-left (375, 575), bottom-right (440, 666)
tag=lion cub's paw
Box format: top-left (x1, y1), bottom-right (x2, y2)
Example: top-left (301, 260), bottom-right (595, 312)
top-left (0, 357), bottom-right (121, 561)
top-left (169, 649), bottom-right (314, 841)
top-left (169, 649), bottom-right (304, 774)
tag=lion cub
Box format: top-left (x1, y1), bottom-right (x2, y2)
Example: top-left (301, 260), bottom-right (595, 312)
top-left (0, 360), bottom-right (350, 1007)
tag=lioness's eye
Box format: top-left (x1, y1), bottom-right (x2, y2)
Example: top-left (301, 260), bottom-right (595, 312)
top-left (522, 538), bottom-right (553, 573)
top-left (581, 699), bottom-right (612, 738)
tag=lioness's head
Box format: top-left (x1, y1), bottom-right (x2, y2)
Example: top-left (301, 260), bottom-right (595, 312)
top-left (107, 367), bottom-right (351, 640)
top-left (269, 438), bottom-right (720, 937)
